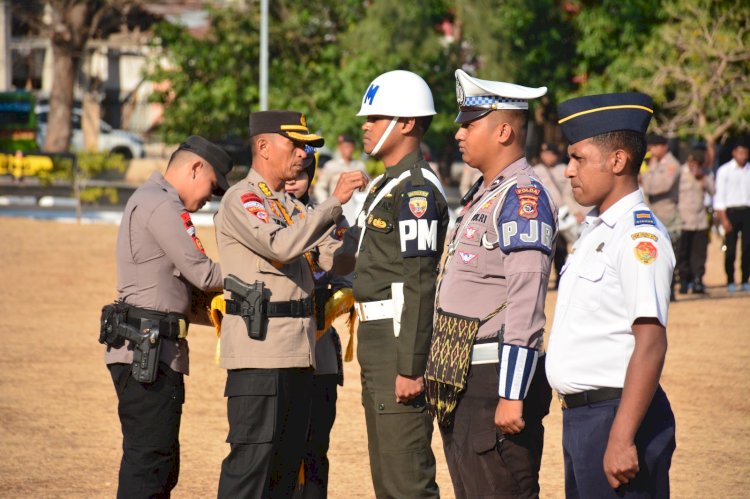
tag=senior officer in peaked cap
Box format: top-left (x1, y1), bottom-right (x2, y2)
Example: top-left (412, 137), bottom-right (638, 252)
top-left (546, 93), bottom-right (676, 498)
top-left (214, 111), bottom-right (367, 498)
top-left (425, 69), bottom-right (556, 498)
top-left (104, 135), bottom-right (232, 498)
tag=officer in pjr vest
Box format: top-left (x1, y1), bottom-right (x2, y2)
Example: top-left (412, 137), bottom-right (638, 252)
top-left (426, 69), bottom-right (556, 498)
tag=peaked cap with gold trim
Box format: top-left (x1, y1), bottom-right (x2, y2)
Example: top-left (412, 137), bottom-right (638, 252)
top-left (454, 69), bottom-right (547, 123)
top-left (557, 92), bottom-right (653, 145)
top-left (249, 110), bottom-right (324, 147)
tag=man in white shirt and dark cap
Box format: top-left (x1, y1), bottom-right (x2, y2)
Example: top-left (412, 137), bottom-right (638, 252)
top-left (426, 69), bottom-right (556, 498)
top-left (713, 139), bottom-right (750, 292)
top-left (546, 93), bottom-right (676, 498)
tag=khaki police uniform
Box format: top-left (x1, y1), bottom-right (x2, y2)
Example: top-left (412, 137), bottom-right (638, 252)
top-left (107, 166), bottom-right (224, 498)
top-left (677, 163), bottom-right (714, 291)
top-left (642, 151), bottom-right (681, 236)
top-left (353, 149), bottom-right (448, 498)
top-left (215, 167), bottom-right (345, 498)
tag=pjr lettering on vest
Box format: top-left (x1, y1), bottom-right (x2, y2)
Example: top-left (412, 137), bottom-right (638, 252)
top-left (501, 220), bottom-right (554, 250)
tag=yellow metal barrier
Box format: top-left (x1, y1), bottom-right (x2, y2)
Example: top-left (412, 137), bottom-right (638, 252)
top-left (0, 152), bottom-right (55, 178)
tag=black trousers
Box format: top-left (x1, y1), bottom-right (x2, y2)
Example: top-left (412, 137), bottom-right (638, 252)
top-left (677, 229), bottom-right (708, 283)
top-left (218, 367), bottom-right (313, 499)
top-left (725, 207), bottom-right (750, 283)
top-left (440, 358), bottom-right (552, 499)
top-left (295, 374), bottom-right (338, 499)
top-left (109, 362), bottom-right (185, 499)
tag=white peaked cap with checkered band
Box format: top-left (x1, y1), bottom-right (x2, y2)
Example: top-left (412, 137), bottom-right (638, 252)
top-left (454, 68), bottom-right (547, 123)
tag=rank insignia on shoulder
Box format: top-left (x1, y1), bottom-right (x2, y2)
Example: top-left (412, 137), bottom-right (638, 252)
top-left (634, 241), bottom-right (657, 264)
top-left (258, 182), bottom-right (274, 197)
top-left (633, 210), bottom-right (655, 226)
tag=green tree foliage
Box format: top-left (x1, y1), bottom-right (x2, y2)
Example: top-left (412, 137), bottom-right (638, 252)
top-left (632, 0), bottom-right (749, 154)
top-left (147, 0), bottom-right (747, 168)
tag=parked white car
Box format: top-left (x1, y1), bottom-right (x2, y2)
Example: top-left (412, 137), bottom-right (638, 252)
top-left (36, 105), bottom-right (145, 159)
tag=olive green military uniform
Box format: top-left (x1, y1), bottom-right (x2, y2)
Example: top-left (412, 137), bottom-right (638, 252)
top-left (353, 149), bottom-right (449, 498)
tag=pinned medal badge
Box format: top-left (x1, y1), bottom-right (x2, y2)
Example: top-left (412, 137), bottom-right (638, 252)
top-left (458, 251), bottom-right (477, 265)
top-left (409, 196), bottom-right (428, 218)
top-left (634, 241), bottom-right (657, 264)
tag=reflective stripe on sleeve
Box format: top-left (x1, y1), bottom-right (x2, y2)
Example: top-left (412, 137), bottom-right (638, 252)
top-left (498, 343), bottom-right (539, 400)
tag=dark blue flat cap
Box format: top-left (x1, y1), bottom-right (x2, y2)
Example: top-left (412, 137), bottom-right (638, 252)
top-left (557, 92), bottom-right (654, 145)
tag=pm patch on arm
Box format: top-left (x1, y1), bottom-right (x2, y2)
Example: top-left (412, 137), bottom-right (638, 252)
top-left (398, 182), bottom-right (440, 257)
top-left (497, 182), bottom-right (555, 255)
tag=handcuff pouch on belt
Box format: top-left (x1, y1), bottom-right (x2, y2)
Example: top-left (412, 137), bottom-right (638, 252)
top-left (99, 302), bottom-right (187, 383)
top-left (425, 303), bottom-right (506, 429)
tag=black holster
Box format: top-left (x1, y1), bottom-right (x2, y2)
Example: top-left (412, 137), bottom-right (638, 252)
top-left (99, 302), bottom-right (168, 384)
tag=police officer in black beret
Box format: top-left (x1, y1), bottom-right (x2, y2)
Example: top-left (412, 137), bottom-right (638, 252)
top-left (105, 135), bottom-right (232, 498)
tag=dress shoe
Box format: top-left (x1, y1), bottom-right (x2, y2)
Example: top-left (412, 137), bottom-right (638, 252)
top-left (692, 279), bottom-right (705, 294)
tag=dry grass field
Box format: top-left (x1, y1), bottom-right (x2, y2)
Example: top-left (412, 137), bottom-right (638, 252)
top-left (0, 217), bottom-right (748, 498)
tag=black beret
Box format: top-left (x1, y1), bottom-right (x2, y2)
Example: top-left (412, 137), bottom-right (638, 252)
top-left (249, 110), bottom-right (324, 148)
top-left (557, 92), bottom-right (654, 145)
top-left (174, 135), bottom-right (233, 196)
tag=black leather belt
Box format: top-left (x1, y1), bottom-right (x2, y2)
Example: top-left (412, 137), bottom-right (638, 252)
top-left (266, 297), bottom-right (314, 318)
top-left (124, 305), bottom-right (187, 341)
top-left (559, 387), bottom-right (623, 409)
top-left (225, 296), bottom-right (314, 318)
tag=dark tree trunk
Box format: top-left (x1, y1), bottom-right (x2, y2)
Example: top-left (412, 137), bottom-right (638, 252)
top-left (43, 43), bottom-right (77, 152)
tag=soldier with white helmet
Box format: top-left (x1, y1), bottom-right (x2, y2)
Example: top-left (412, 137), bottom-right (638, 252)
top-left (352, 70), bottom-right (449, 498)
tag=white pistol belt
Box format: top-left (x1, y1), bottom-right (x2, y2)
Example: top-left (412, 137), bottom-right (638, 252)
top-left (355, 300), bottom-right (394, 322)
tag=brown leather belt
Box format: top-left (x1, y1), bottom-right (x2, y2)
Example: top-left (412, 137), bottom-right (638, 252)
top-left (559, 387), bottom-right (623, 409)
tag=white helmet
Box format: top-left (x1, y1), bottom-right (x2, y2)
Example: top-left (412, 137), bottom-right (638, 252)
top-left (357, 70), bottom-right (436, 117)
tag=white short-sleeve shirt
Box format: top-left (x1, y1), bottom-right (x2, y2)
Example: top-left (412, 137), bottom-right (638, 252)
top-left (546, 190), bottom-right (675, 395)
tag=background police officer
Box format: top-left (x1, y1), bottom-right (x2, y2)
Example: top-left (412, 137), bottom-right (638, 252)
top-left (352, 70), bottom-right (449, 498)
top-left (214, 111), bottom-right (367, 498)
top-left (431, 69), bottom-right (555, 498)
top-left (106, 135), bottom-right (232, 498)
top-left (286, 149), bottom-right (353, 498)
top-left (546, 93), bottom-right (677, 497)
